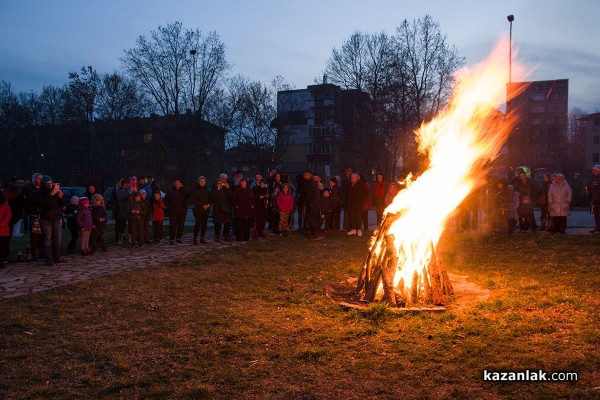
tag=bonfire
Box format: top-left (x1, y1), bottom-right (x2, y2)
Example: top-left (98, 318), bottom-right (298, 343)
top-left (357, 40), bottom-right (523, 307)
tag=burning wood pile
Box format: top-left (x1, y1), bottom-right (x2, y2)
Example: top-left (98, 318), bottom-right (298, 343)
top-left (357, 40), bottom-right (523, 308)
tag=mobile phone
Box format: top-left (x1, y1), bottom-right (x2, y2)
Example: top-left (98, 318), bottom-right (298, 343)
top-left (55, 183), bottom-right (60, 188)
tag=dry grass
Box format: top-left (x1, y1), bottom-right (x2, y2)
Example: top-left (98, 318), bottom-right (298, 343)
top-left (0, 231), bottom-right (599, 399)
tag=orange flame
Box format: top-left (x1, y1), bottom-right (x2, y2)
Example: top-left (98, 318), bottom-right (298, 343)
top-left (371, 39), bottom-right (524, 300)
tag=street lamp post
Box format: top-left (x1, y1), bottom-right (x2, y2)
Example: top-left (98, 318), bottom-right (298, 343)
top-left (507, 14), bottom-right (514, 83)
top-left (190, 49), bottom-right (197, 115)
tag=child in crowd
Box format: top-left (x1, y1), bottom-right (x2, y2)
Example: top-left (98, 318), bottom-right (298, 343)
top-left (276, 183), bottom-right (294, 235)
top-left (65, 196), bottom-right (80, 252)
top-left (128, 192), bottom-right (146, 248)
top-left (76, 197), bottom-right (93, 255)
top-left (384, 183), bottom-right (399, 207)
top-left (0, 191), bottom-right (12, 269)
top-left (320, 188), bottom-right (333, 234)
top-left (152, 191), bottom-right (165, 244)
top-left (91, 194), bottom-right (108, 252)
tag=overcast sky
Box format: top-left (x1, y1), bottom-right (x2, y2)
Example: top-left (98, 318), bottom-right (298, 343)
top-left (1, 0), bottom-right (599, 111)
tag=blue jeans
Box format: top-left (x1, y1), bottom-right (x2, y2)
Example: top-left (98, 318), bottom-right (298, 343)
top-left (41, 219), bottom-right (62, 263)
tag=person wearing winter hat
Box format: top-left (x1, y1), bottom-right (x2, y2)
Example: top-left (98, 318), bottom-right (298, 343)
top-left (39, 175), bottom-right (66, 265)
top-left (76, 197), bottom-right (93, 255)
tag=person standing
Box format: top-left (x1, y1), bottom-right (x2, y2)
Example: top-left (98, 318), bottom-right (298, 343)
top-left (139, 190), bottom-right (151, 244)
top-left (346, 173), bottom-right (366, 237)
top-left (23, 173), bottom-right (43, 260)
top-left (360, 174), bottom-right (372, 233)
top-left (341, 167), bottom-right (353, 231)
top-left (91, 194), bottom-right (108, 252)
top-left (39, 176), bottom-right (66, 266)
top-left (152, 192), bottom-right (165, 244)
top-left (191, 176), bottom-right (211, 245)
top-left (0, 191), bottom-right (12, 269)
top-left (76, 197), bottom-right (93, 255)
top-left (372, 173), bottom-right (387, 225)
top-left (547, 174), bottom-right (572, 234)
top-left (302, 170), bottom-right (324, 241)
top-left (586, 165), bottom-right (600, 234)
top-left (210, 180), bottom-right (233, 242)
top-left (65, 196), bottom-right (80, 252)
top-left (513, 170), bottom-right (537, 232)
top-left (276, 183), bottom-right (294, 235)
top-left (253, 179), bottom-right (269, 239)
top-left (128, 192), bottom-right (147, 248)
top-left (328, 177), bottom-right (342, 230)
top-left (2, 178), bottom-right (25, 258)
top-left (164, 178), bottom-right (189, 245)
top-left (233, 178), bottom-right (254, 242)
top-left (115, 179), bottom-right (133, 244)
top-left (493, 179), bottom-right (514, 235)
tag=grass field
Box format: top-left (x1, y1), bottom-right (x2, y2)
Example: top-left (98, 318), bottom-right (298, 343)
top-left (0, 231), bottom-right (599, 399)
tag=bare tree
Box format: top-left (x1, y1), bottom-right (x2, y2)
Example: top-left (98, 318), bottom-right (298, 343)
top-left (188, 31), bottom-right (230, 119)
top-left (396, 15), bottom-right (463, 123)
top-left (97, 72), bottom-right (148, 120)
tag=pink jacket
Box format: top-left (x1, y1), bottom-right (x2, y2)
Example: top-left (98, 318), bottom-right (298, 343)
top-left (276, 193), bottom-right (294, 213)
top-left (0, 202), bottom-right (12, 237)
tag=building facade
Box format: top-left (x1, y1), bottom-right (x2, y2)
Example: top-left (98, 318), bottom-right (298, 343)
top-left (580, 112), bottom-right (600, 170)
top-left (505, 79), bottom-right (569, 171)
top-left (275, 81), bottom-right (372, 179)
top-left (0, 114), bottom-right (226, 190)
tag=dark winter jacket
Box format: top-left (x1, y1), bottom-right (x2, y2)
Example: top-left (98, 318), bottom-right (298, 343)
top-left (165, 186), bottom-right (189, 216)
top-left (253, 186), bottom-right (270, 210)
top-left (92, 205), bottom-right (108, 229)
top-left (346, 182), bottom-right (367, 213)
top-left (588, 175), bottom-right (600, 206)
top-left (39, 187), bottom-right (66, 222)
top-left (321, 195), bottom-right (333, 214)
top-left (191, 184), bottom-right (211, 215)
top-left (210, 187), bottom-right (232, 224)
top-left (233, 188), bottom-right (255, 218)
top-left (128, 199), bottom-right (147, 221)
top-left (329, 185), bottom-right (342, 209)
top-left (513, 178), bottom-right (536, 205)
top-left (24, 184), bottom-right (42, 215)
top-left (116, 186), bottom-right (132, 221)
top-left (302, 179), bottom-right (321, 209)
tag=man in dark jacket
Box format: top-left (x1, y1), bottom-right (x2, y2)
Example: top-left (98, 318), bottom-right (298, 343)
top-left (253, 179), bottom-right (270, 239)
top-left (302, 170), bottom-right (324, 241)
top-left (165, 178), bottom-right (189, 245)
top-left (587, 165), bottom-right (600, 234)
top-left (233, 178), bottom-right (254, 242)
top-left (39, 175), bottom-right (66, 266)
top-left (191, 176), bottom-right (211, 244)
top-left (512, 170), bottom-right (537, 232)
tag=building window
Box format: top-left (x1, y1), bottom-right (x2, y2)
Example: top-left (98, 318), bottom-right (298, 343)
top-left (144, 133), bottom-right (153, 143)
top-left (531, 105), bottom-right (545, 113)
top-left (594, 136), bottom-right (600, 145)
top-left (594, 118), bottom-right (600, 127)
top-left (593, 153), bottom-right (600, 163)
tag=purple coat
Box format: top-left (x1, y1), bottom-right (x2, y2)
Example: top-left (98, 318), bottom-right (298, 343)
top-left (76, 206), bottom-right (93, 231)
top-left (233, 188), bottom-right (255, 218)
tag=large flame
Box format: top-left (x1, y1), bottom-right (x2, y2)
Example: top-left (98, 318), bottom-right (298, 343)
top-left (367, 39), bottom-right (523, 303)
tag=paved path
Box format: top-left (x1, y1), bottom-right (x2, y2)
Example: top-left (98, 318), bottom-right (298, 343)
top-left (0, 234), bottom-right (245, 299)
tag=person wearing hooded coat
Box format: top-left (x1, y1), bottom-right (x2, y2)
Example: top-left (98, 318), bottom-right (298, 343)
top-left (164, 178), bottom-right (189, 245)
top-left (210, 180), bottom-right (233, 242)
top-left (547, 174), bottom-right (572, 234)
top-left (233, 178), bottom-right (255, 241)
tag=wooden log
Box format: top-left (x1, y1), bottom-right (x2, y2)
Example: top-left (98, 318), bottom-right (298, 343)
top-left (363, 268), bottom-right (383, 302)
top-left (381, 235), bottom-right (398, 305)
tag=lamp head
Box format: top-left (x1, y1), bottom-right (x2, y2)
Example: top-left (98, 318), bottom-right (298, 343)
top-left (507, 15), bottom-right (514, 22)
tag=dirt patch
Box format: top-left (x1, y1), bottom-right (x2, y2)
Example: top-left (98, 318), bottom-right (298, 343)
top-left (328, 273), bottom-right (490, 312)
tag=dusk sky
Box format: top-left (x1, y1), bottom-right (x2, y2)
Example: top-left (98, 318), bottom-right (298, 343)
top-left (1, 0), bottom-right (599, 111)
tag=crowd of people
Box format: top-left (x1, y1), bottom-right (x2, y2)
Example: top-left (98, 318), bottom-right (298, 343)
top-left (0, 168), bottom-right (402, 268)
top-left (2, 165), bottom-right (599, 269)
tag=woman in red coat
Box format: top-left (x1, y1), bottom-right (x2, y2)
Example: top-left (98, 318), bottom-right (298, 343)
top-left (0, 191), bottom-right (13, 268)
